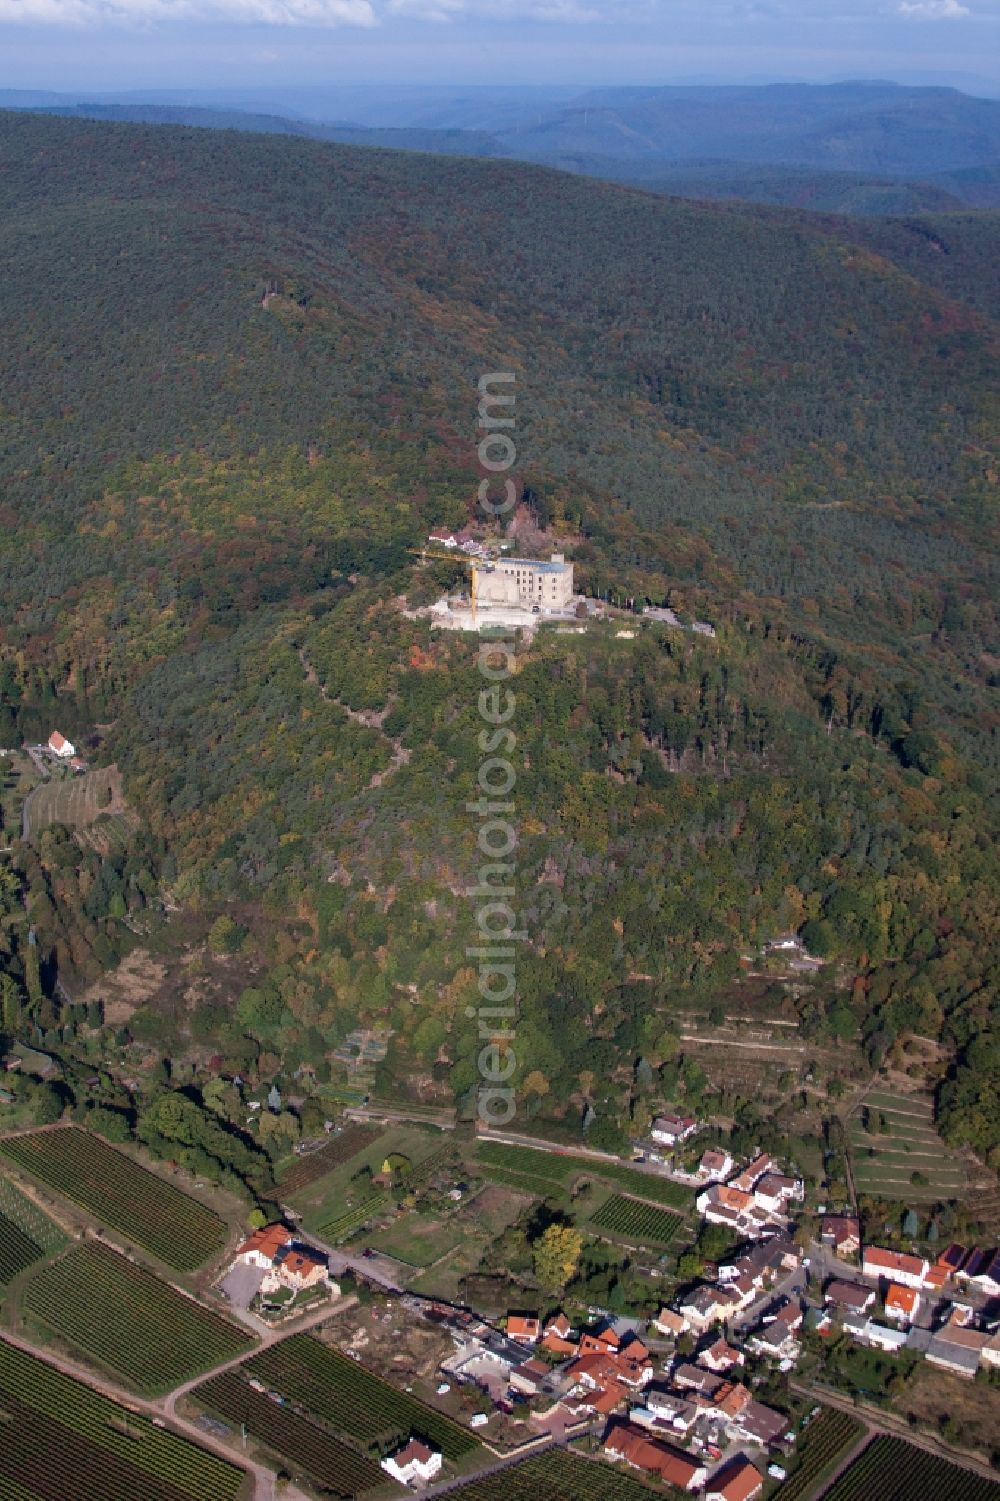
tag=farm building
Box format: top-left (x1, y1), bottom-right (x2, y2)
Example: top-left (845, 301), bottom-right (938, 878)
top-left (236, 1224), bottom-right (291, 1268)
top-left (926, 1327), bottom-right (987, 1378)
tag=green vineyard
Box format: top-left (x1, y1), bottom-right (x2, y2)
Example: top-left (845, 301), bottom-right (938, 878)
top-left (0, 1176), bottom-right (66, 1254)
top-left (0, 1338), bottom-right (244, 1501)
top-left (444, 1448), bottom-right (663, 1499)
top-left (196, 1370), bottom-right (385, 1500)
top-left (0, 1128), bottom-right (226, 1269)
top-left (24, 1241), bottom-right (254, 1394)
top-left (776, 1409), bottom-right (865, 1501)
top-left (476, 1141), bottom-right (689, 1209)
top-left (247, 1333), bottom-right (480, 1459)
top-left (318, 1194), bottom-right (389, 1242)
top-left (589, 1193), bottom-right (683, 1246)
top-left (276, 1125), bottom-right (379, 1195)
top-left (824, 1437), bottom-right (1000, 1501)
top-left (0, 1213), bottom-right (43, 1285)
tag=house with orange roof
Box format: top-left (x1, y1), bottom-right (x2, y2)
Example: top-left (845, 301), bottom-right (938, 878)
top-left (47, 730), bottom-right (76, 759)
top-left (883, 1284), bottom-right (920, 1324)
top-left (540, 1328), bottom-right (577, 1356)
top-left (706, 1457), bottom-right (765, 1501)
top-left (602, 1422), bottom-right (707, 1491)
top-left (237, 1223), bottom-right (293, 1268)
top-left (506, 1313), bottom-right (540, 1344)
top-left (698, 1337), bottom-right (744, 1374)
top-left (544, 1311), bottom-right (572, 1340)
top-left (274, 1243), bottom-right (329, 1291)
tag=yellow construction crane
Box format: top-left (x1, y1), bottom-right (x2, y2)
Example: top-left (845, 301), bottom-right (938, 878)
top-left (408, 545), bottom-right (483, 624)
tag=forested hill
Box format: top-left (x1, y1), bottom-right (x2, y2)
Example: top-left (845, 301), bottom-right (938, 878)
top-left (0, 110), bottom-right (997, 1163)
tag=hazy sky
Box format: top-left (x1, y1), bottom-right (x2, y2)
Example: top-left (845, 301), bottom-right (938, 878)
top-left (0, 0), bottom-right (998, 93)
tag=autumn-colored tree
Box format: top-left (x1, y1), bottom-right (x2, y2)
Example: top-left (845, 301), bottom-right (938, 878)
top-left (532, 1224), bottom-right (583, 1291)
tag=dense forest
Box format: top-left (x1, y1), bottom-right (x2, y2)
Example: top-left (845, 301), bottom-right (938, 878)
top-left (0, 111), bottom-right (996, 1178)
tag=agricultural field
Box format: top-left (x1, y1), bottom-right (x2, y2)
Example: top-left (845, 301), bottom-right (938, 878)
top-left (0, 1212), bottom-right (45, 1285)
top-left (823, 1437), bottom-right (1000, 1501)
top-left (195, 1370), bottom-right (386, 1500)
top-left (441, 1448), bottom-right (662, 1499)
top-left (476, 1141), bottom-right (689, 1209)
top-left (588, 1194), bottom-right (683, 1248)
top-left (23, 1241), bottom-right (254, 1394)
top-left (0, 1127), bottom-right (227, 1269)
top-left (0, 1337), bottom-right (246, 1501)
top-left (24, 765), bottom-right (132, 849)
top-left (0, 1176), bottom-right (66, 1255)
top-left (275, 1124), bottom-right (379, 1195)
top-left (775, 1409), bottom-right (866, 1501)
top-left (850, 1091), bottom-right (968, 1203)
top-left (246, 1333), bottom-right (481, 1460)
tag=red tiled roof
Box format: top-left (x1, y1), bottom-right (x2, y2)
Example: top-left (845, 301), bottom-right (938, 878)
top-left (863, 1247), bottom-right (926, 1278)
top-left (237, 1224), bottom-right (290, 1260)
top-left (709, 1458), bottom-right (764, 1501)
top-left (393, 1439), bottom-right (435, 1465)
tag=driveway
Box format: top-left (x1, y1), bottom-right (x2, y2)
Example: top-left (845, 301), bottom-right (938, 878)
top-left (219, 1261), bottom-right (265, 1311)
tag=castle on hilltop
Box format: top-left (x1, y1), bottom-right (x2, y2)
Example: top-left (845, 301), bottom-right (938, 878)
top-left (473, 553), bottom-right (574, 612)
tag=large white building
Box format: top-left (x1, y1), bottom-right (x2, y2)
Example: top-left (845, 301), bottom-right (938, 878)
top-left (474, 553), bottom-right (574, 611)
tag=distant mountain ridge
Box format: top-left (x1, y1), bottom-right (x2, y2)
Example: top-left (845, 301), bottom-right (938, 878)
top-left (5, 80), bottom-right (1000, 213)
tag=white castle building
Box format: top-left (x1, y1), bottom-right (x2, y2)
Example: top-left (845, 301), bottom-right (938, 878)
top-left (474, 553), bottom-right (574, 611)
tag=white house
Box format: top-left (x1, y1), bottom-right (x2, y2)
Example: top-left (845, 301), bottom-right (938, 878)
top-left (48, 730), bottom-right (76, 759)
top-left (381, 1439), bottom-right (442, 1486)
top-left (650, 1114), bottom-right (699, 1147)
top-left (752, 1173), bottom-right (802, 1214)
top-left (862, 1247), bottom-right (929, 1290)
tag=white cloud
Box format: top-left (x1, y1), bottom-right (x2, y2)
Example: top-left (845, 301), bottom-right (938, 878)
top-left (896, 0), bottom-right (970, 16)
top-left (0, 0), bottom-right (377, 24)
top-left (386, 0), bottom-right (601, 18)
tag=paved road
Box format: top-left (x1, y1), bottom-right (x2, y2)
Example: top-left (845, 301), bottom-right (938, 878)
top-left (728, 1263), bottom-right (807, 1334)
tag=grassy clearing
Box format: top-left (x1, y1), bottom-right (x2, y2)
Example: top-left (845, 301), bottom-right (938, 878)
top-left (368, 1215), bottom-right (464, 1267)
